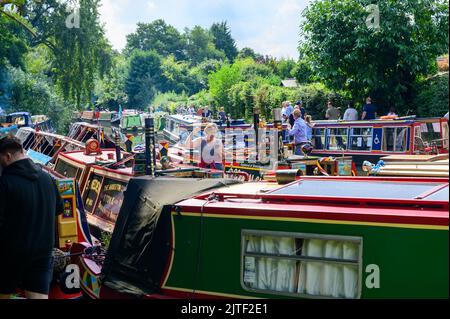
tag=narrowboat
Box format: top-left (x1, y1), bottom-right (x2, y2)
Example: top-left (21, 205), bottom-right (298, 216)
top-left (310, 117), bottom-right (449, 164)
top-left (52, 146), bottom-right (134, 235)
top-left (163, 114), bottom-right (252, 144)
top-left (1, 112), bottom-right (54, 135)
top-left (51, 138), bottom-right (225, 236)
top-left (68, 175), bottom-right (448, 299)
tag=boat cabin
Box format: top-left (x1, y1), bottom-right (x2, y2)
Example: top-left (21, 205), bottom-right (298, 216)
top-left (52, 148), bottom-right (134, 235)
top-left (310, 117), bottom-right (449, 162)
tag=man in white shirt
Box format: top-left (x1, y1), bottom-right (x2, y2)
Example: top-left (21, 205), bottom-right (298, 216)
top-left (343, 102), bottom-right (358, 121)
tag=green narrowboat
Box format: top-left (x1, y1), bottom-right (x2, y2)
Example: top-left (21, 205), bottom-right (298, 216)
top-left (69, 176), bottom-right (448, 299)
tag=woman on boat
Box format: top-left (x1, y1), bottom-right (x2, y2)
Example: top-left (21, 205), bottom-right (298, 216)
top-left (181, 123), bottom-right (224, 170)
top-left (305, 115), bottom-right (315, 142)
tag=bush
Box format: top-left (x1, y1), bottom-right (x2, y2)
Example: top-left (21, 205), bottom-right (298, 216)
top-left (4, 65), bottom-right (74, 133)
top-left (414, 72), bottom-right (449, 117)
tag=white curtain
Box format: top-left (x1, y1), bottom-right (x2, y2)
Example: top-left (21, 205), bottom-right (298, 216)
top-left (244, 236), bottom-right (296, 293)
top-left (245, 236), bottom-right (359, 298)
top-left (298, 239), bottom-right (359, 298)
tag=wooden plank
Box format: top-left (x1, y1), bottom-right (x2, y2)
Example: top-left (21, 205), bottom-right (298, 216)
top-left (381, 154), bottom-right (449, 162)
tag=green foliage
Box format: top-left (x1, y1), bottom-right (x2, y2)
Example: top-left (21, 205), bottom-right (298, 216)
top-left (185, 26), bottom-right (226, 65)
top-left (237, 47), bottom-right (262, 61)
top-left (94, 53), bottom-right (128, 111)
top-left (0, 13), bottom-right (28, 68)
top-left (22, 0), bottom-right (113, 108)
top-left (189, 59), bottom-right (224, 91)
top-left (210, 21), bottom-right (238, 62)
top-left (300, 0), bottom-right (449, 114)
top-left (161, 55), bottom-right (200, 95)
top-left (271, 58), bottom-right (297, 79)
top-left (152, 91), bottom-right (189, 113)
top-left (125, 50), bottom-right (164, 109)
top-left (100, 231), bottom-right (112, 249)
top-left (414, 72), bottom-right (449, 117)
top-left (208, 62), bottom-right (242, 112)
top-left (5, 64), bottom-right (74, 133)
top-left (125, 20), bottom-right (186, 61)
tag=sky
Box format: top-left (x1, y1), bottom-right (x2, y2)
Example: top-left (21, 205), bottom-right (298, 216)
top-left (98, 0), bottom-right (311, 59)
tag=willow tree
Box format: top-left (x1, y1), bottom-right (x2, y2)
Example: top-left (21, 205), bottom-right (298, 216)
top-left (1, 0), bottom-right (112, 108)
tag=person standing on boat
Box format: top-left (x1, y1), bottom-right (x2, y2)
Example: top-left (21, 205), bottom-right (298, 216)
top-left (361, 96), bottom-right (377, 120)
top-left (343, 102), bottom-right (359, 121)
top-left (218, 107), bottom-right (227, 125)
top-left (202, 106), bottom-right (212, 119)
top-left (305, 115), bottom-right (315, 141)
top-left (288, 109), bottom-right (309, 155)
top-left (296, 101), bottom-right (306, 120)
top-left (181, 123), bottom-right (224, 170)
top-left (286, 102), bottom-right (295, 127)
top-left (386, 107), bottom-right (398, 117)
top-left (325, 100), bottom-right (340, 120)
top-left (0, 136), bottom-right (63, 299)
top-left (188, 104), bottom-right (196, 115)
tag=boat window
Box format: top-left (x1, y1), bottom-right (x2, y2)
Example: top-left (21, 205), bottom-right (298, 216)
top-left (349, 127), bottom-right (372, 151)
top-left (93, 178), bottom-right (127, 223)
top-left (83, 173), bottom-right (103, 214)
top-left (55, 159), bottom-right (80, 179)
top-left (326, 128), bottom-right (348, 151)
top-left (382, 127), bottom-right (408, 152)
top-left (242, 230), bottom-right (362, 299)
top-left (420, 122), bottom-right (441, 144)
top-left (312, 128), bottom-right (325, 150)
top-left (442, 122), bottom-right (449, 149)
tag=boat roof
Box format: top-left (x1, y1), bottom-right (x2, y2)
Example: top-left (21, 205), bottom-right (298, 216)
top-left (59, 149), bottom-right (133, 176)
top-left (7, 112), bottom-right (30, 117)
top-left (180, 176), bottom-right (448, 208)
top-left (269, 178), bottom-right (448, 201)
top-left (167, 114), bottom-right (203, 124)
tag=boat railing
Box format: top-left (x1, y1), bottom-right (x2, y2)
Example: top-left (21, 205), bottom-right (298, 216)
top-left (19, 128), bottom-right (85, 162)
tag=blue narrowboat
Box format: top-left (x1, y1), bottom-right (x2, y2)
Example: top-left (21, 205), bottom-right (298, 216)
top-left (310, 117), bottom-right (449, 164)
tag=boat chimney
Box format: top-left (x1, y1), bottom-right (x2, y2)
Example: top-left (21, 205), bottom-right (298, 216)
top-left (145, 117), bottom-right (157, 176)
top-left (273, 108), bottom-right (284, 162)
top-left (115, 132), bottom-right (122, 162)
top-left (253, 107), bottom-right (260, 161)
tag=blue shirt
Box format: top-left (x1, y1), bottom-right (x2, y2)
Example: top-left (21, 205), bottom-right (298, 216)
top-left (306, 125), bottom-right (313, 141)
top-left (288, 117), bottom-right (308, 144)
top-left (285, 105), bottom-right (294, 118)
top-left (363, 103), bottom-right (377, 120)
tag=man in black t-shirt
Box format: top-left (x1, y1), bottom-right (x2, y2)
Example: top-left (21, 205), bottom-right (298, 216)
top-left (0, 136), bottom-right (63, 299)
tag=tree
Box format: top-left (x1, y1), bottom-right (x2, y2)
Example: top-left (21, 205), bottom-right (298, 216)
top-left (125, 19), bottom-right (186, 61)
top-left (5, 64), bottom-right (73, 133)
top-left (1, 0), bottom-right (113, 109)
top-left (189, 59), bottom-right (224, 91)
top-left (210, 21), bottom-right (238, 62)
top-left (94, 53), bottom-right (128, 111)
top-left (274, 58), bottom-right (297, 79)
top-left (208, 62), bottom-right (242, 114)
top-left (125, 50), bottom-right (163, 109)
top-left (0, 13), bottom-right (28, 68)
top-left (161, 55), bottom-right (200, 95)
top-left (237, 47), bottom-right (262, 61)
top-left (300, 0), bottom-right (449, 114)
top-left (185, 26), bottom-right (226, 65)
